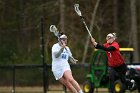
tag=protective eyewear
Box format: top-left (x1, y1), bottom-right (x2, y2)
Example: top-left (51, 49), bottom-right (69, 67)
top-left (60, 38), bottom-right (67, 41)
top-left (106, 36), bottom-right (113, 40)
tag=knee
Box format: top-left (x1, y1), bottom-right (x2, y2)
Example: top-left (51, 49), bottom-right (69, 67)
top-left (68, 77), bottom-right (75, 82)
top-left (64, 80), bottom-right (72, 88)
top-left (65, 77), bottom-right (74, 85)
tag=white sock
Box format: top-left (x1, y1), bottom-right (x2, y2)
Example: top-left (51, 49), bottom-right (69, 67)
top-left (78, 90), bottom-right (83, 93)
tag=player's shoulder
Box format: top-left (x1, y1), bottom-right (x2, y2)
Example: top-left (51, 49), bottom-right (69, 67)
top-left (52, 43), bottom-right (59, 48)
top-left (112, 42), bottom-right (119, 49)
top-left (65, 46), bottom-right (70, 50)
top-left (53, 43), bottom-right (59, 46)
top-left (113, 42), bottom-right (119, 45)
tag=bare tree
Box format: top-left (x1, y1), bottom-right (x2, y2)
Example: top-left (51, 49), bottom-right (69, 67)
top-left (60, 0), bottom-right (65, 32)
top-left (130, 0), bottom-right (139, 62)
top-left (82, 0), bottom-right (100, 63)
top-left (113, 0), bottom-right (118, 32)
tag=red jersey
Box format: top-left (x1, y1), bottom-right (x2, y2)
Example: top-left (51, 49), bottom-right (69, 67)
top-left (103, 42), bottom-right (124, 67)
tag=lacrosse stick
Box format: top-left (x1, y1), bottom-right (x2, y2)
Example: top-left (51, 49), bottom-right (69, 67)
top-left (74, 4), bottom-right (94, 39)
top-left (50, 25), bottom-right (60, 38)
top-left (49, 25), bottom-right (77, 64)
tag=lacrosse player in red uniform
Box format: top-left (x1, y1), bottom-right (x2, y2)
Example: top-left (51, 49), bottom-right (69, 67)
top-left (91, 33), bottom-right (135, 93)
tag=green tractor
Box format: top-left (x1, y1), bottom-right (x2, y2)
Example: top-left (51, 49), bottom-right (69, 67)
top-left (83, 48), bottom-right (140, 93)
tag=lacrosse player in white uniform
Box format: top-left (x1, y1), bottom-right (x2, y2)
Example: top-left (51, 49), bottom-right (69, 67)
top-left (52, 33), bottom-right (83, 93)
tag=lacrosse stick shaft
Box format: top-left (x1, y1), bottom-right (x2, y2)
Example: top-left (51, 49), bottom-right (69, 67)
top-left (74, 4), bottom-right (94, 39)
top-left (81, 17), bottom-right (93, 39)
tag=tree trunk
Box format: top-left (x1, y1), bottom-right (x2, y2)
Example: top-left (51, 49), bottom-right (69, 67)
top-left (82, 0), bottom-right (100, 63)
top-left (113, 0), bottom-right (118, 32)
top-left (60, 0), bottom-right (65, 32)
top-left (130, 0), bottom-right (139, 62)
top-left (16, 0), bottom-right (26, 54)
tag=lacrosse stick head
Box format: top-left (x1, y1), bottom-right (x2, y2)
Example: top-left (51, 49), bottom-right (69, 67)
top-left (74, 4), bottom-right (82, 16)
top-left (50, 25), bottom-right (59, 37)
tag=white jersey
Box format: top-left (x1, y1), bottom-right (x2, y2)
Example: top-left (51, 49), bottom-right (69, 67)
top-left (51, 43), bottom-right (72, 80)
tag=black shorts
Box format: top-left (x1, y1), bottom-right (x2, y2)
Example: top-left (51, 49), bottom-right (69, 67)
top-left (114, 63), bottom-right (127, 74)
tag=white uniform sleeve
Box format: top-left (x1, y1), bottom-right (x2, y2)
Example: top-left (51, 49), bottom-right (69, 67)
top-left (52, 44), bottom-right (59, 53)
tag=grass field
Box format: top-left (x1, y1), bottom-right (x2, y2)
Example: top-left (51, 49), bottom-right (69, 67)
top-left (0, 86), bottom-right (139, 93)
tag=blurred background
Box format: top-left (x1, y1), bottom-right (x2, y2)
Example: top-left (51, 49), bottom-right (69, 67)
top-left (0, 0), bottom-right (140, 93)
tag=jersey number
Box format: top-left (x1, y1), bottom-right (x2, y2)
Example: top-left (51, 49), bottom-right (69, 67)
top-left (62, 54), bottom-right (67, 59)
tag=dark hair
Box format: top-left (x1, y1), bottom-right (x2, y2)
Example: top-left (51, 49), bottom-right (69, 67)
top-left (58, 32), bottom-right (64, 37)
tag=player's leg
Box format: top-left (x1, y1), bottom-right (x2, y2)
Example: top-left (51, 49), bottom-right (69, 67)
top-left (108, 67), bottom-right (116, 93)
top-left (116, 64), bottom-right (135, 90)
top-left (59, 72), bottom-right (77, 93)
top-left (63, 70), bottom-right (83, 93)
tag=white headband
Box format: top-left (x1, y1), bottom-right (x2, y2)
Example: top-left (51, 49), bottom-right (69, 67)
top-left (107, 33), bottom-right (114, 37)
top-left (59, 34), bottom-right (67, 39)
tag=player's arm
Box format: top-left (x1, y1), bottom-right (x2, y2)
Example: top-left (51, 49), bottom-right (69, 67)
top-left (69, 56), bottom-right (78, 64)
top-left (54, 48), bottom-right (64, 58)
top-left (67, 47), bottom-right (78, 64)
top-left (91, 38), bottom-right (116, 51)
top-left (95, 44), bottom-right (116, 51)
top-left (54, 41), bottom-right (66, 58)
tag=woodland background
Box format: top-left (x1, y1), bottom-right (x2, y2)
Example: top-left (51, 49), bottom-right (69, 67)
top-left (0, 0), bottom-right (140, 65)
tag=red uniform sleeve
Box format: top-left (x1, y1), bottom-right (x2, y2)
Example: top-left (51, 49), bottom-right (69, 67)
top-left (111, 42), bottom-right (119, 50)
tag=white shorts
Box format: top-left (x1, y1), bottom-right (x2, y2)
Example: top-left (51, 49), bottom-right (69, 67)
top-left (52, 65), bottom-right (71, 80)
